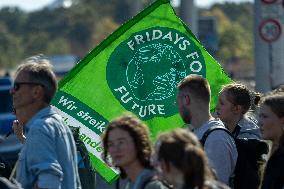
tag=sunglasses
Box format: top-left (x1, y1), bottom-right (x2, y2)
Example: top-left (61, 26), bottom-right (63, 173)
top-left (12, 82), bottom-right (44, 91)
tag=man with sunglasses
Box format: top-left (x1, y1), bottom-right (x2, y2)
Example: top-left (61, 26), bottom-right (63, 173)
top-left (10, 55), bottom-right (81, 189)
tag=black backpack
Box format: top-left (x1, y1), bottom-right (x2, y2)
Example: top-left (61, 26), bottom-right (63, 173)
top-left (200, 126), bottom-right (269, 189)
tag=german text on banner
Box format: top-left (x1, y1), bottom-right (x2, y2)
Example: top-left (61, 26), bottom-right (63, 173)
top-left (51, 0), bottom-right (231, 183)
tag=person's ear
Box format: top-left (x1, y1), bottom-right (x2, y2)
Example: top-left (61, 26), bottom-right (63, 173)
top-left (32, 85), bottom-right (44, 100)
top-left (185, 95), bottom-right (190, 105)
top-left (232, 104), bottom-right (242, 114)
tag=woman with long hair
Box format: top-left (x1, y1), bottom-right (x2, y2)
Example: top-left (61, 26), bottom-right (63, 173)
top-left (152, 128), bottom-right (230, 189)
top-left (259, 93), bottom-right (284, 189)
top-left (216, 83), bottom-right (261, 138)
top-left (102, 114), bottom-right (167, 189)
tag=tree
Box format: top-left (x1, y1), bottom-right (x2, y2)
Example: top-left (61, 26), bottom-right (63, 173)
top-left (200, 5), bottom-right (253, 64)
top-left (23, 32), bottom-right (50, 56)
top-left (0, 22), bottom-right (23, 68)
top-left (212, 2), bottom-right (253, 31)
top-left (218, 23), bottom-right (252, 62)
top-left (46, 38), bottom-right (70, 55)
top-left (0, 7), bottom-right (27, 35)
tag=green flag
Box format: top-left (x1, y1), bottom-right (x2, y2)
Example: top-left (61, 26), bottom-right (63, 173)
top-left (51, 0), bottom-right (231, 183)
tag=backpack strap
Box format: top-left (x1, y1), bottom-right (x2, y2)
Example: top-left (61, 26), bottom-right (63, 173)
top-left (232, 124), bottom-right (241, 138)
top-left (200, 126), bottom-right (233, 146)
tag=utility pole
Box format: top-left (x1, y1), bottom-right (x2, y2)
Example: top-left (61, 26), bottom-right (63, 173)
top-left (255, 0), bottom-right (284, 92)
top-left (130, 0), bottom-right (143, 18)
top-left (180, 0), bottom-right (197, 35)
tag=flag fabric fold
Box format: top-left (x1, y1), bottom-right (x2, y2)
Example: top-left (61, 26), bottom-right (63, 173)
top-left (51, 0), bottom-right (231, 183)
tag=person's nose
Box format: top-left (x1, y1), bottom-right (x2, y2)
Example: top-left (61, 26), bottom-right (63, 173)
top-left (109, 143), bottom-right (121, 153)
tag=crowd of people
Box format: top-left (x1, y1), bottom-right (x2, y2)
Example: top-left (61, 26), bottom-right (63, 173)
top-left (0, 56), bottom-right (284, 189)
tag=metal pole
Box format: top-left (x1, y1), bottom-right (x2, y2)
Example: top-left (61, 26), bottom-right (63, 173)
top-left (254, 0), bottom-right (271, 92)
top-left (180, 0), bottom-right (197, 35)
top-left (130, 0), bottom-right (143, 18)
top-left (268, 43), bottom-right (273, 89)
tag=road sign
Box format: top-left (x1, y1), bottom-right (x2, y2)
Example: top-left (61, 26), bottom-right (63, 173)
top-left (259, 18), bottom-right (282, 42)
top-left (261, 0), bottom-right (277, 4)
top-left (261, 3), bottom-right (283, 19)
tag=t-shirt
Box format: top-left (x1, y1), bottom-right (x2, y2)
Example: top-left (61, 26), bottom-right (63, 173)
top-left (193, 119), bottom-right (238, 185)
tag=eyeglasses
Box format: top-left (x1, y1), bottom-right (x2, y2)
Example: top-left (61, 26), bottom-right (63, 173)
top-left (12, 82), bottom-right (44, 91)
top-left (107, 138), bottom-right (129, 150)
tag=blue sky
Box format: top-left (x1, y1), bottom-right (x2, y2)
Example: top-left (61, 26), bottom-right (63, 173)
top-left (0, 0), bottom-right (253, 12)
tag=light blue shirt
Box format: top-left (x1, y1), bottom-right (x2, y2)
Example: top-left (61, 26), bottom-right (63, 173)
top-left (16, 106), bottom-right (81, 189)
top-left (193, 119), bottom-right (238, 185)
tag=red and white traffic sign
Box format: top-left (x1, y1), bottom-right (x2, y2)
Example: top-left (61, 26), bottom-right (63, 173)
top-left (261, 0), bottom-right (277, 4)
top-left (258, 18), bottom-right (282, 43)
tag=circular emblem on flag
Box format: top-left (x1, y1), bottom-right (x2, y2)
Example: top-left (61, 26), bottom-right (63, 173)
top-left (107, 27), bottom-right (206, 120)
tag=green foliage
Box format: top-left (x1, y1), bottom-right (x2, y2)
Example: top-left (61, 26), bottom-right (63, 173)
top-left (0, 1), bottom-right (253, 70)
top-left (0, 2), bottom-right (100, 68)
top-left (200, 2), bottom-right (254, 64)
top-left (23, 32), bottom-right (50, 55)
top-left (218, 23), bottom-right (252, 62)
top-left (0, 7), bottom-right (27, 35)
top-left (212, 2), bottom-right (253, 31)
top-left (46, 38), bottom-right (70, 55)
top-left (0, 22), bottom-right (23, 68)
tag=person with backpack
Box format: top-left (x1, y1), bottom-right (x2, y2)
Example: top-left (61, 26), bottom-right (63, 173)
top-left (176, 75), bottom-right (237, 185)
top-left (215, 83), bottom-right (261, 139)
top-left (102, 114), bottom-right (168, 189)
top-left (259, 93), bottom-right (284, 189)
top-left (204, 83), bottom-right (268, 189)
top-left (152, 128), bottom-right (230, 189)
top-left (200, 122), bottom-right (268, 189)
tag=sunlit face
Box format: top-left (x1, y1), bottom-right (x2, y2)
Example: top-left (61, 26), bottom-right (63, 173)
top-left (216, 90), bottom-right (236, 124)
top-left (177, 90), bottom-right (191, 124)
top-left (10, 71), bottom-right (36, 111)
top-left (107, 128), bottom-right (138, 169)
top-left (258, 104), bottom-right (284, 144)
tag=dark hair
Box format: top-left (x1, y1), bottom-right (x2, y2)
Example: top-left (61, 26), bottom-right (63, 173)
top-left (102, 114), bottom-right (152, 178)
top-left (183, 145), bottom-right (208, 189)
top-left (16, 55), bottom-right (57, 103)
top-left (260, 93), bottom-right (284, 149)
top-left (177, 74), bottom-right (211, 104)
top-left (221, 83), bottom-right (261, 114)
top-left (157, 128), bottom-right (213, 189)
